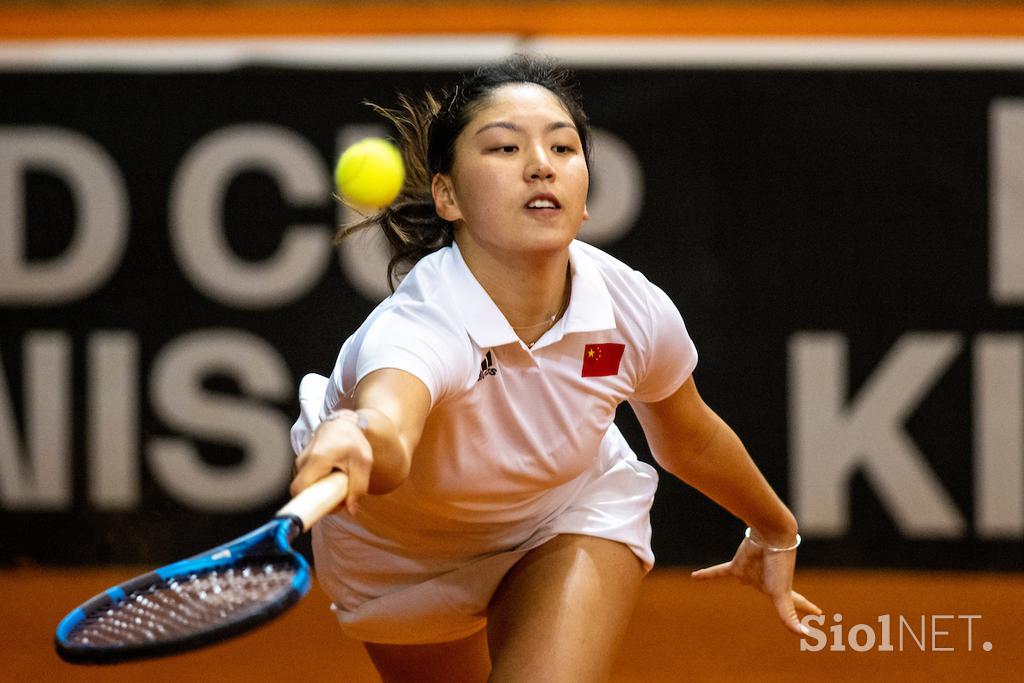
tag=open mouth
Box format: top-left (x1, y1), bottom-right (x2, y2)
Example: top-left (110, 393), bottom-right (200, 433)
top-left (525, 194), bottom-right (561, 210)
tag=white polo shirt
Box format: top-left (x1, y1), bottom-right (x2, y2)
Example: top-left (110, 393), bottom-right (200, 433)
top-left (294, 239), bottom-right (697, 560)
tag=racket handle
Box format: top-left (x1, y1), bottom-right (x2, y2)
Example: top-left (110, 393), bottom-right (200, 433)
top-left (277, 471), bottom-right (349, 532)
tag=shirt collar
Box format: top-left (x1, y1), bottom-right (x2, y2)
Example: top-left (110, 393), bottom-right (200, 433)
top-left (445, 240), bottom-right (616, 350)
top-left (561, 240), bottom-right (616, 336)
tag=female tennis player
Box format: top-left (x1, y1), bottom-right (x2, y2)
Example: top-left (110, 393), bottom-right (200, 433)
top-left (290, 55), bottom-right (820, 682)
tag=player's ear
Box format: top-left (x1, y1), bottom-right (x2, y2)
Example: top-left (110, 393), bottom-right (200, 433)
top-left (432, 173), bottom-right (462, 222)
top-left (582, 202), bottom-right (590, 222)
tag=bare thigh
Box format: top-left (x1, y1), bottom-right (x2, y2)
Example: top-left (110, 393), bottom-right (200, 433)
top-left (486, 534), bottom-right (645, 683)
top-left (363, 629), bottom-right (491, 683)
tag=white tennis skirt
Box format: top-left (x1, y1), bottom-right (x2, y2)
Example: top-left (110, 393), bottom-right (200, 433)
top-left (309, 423), bottom-right (658, 645)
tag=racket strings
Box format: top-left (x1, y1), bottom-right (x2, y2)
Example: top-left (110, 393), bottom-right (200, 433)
top-left (64, 561), bottom-right (298, 648)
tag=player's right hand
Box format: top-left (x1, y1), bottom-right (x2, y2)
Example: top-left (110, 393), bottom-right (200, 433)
top-left (291, 409), bottom-right (373, 516)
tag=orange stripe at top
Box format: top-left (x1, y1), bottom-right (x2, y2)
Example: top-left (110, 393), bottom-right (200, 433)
top-left (3, 3), bottom-right (1024, 40)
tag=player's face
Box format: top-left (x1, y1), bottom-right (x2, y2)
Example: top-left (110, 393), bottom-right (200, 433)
top-left (432, 83), bottom-right (590, 259)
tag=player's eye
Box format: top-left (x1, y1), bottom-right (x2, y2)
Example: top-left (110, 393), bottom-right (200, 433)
top-left (552, 144), bottom-right (575, 154)
top-left (491, 145), bottom-right (518, 153)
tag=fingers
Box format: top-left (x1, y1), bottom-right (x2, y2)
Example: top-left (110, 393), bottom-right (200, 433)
top-left (690, 561), bottom-right (733, 581)
top-left (290, 448), bottom-right (331, 496)
top-left (290, 420), bottom-right (374, 515)
top-left (691, 540), bottom-right (762, 584)
top-left (342, 436), bottom-right (373, 515)
top-left (770, 590), bottom-right (808, 637)
top-left (695, 538), bottom-right (821, 638)
top-left (792, 590), bottom-right (823, 617)
top-left (768, 588), bottom-right (824, 638)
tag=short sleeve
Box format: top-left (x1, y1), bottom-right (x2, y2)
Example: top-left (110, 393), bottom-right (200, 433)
top-left (630, 282), bottom-right (698, 403)
top-left (354, 301), bottom-right (471, 407)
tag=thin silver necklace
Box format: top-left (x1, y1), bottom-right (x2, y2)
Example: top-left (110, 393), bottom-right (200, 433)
top-left (511, 313), bottom-right (559, 330)
top-left (512, 313), bottom-right (559, 349)
top-left (512, 270), bottom-right (571, 347)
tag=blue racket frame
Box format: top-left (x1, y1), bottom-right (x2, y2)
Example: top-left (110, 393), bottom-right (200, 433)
top-left (55, 514), bottom-right (310, 664)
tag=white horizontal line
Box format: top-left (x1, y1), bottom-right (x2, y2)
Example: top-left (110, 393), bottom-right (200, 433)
top-left (0, 37), bottom-right (527, 71)
top-left (4, 37), bottom-right (1024, 70)
top-left (536, 38), bottom-right (1024, 70)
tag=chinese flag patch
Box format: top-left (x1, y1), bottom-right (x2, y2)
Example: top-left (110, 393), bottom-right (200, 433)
top-left (582, 343), bottom-right (625, 377)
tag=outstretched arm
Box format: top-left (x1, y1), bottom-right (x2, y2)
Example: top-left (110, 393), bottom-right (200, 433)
top-left (632, 376), bottom-right (822, 635)
top-left (290, 368), bottom-right (431, 515)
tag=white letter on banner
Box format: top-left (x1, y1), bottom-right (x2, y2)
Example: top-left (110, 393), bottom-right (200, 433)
top-left (790, 333), bottom-right (966, 537)
top-left (88, 332), bottom-right (140, 509)
top-left (0, 127), bottom-right (128, 304)
top-left (990, 100), bottom-right (1024, 305)
top-left (973, 334), bottom-right (1024, 538)
top-left (147, 330), bottom-right (292, 511)
top-left (170, 125), bottom-right (331, 308)
top-left (578, 128), bottom-right (643, 245)
top-left (0, 332), bottom-right (72, 509)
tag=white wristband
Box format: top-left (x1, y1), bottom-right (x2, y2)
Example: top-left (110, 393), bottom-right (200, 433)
top-left (744, 527), bottom-right (801, 552)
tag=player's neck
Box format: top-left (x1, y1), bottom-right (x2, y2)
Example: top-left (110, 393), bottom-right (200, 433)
top-left (455, 237), bottom-right (572, 339)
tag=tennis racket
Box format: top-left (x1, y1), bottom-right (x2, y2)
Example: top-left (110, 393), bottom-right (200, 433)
top-left (55, 471), bottom-right (348, 664)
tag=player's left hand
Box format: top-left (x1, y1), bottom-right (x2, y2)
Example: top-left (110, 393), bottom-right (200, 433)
top-left (690, 532), bottom-right (822, 636)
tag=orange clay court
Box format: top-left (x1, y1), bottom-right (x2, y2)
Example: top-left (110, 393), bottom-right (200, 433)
top-left (8, 566), bottom-right (1022, 681)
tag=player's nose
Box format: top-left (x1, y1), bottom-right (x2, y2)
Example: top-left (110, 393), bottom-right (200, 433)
top-left (525, 144), bottom-right (555, 181)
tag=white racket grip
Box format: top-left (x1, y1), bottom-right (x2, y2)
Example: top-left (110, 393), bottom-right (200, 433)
top-left (276, 471), bottom-right (349, 532)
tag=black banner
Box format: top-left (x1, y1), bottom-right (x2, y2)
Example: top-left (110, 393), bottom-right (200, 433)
top-left (2, 52), bottom-right (1022, 569)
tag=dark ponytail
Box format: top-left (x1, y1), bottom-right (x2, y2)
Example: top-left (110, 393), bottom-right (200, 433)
top-left (336, 92), bottom-right (454, 290)
top-left (337, 54), bottom-right (592, 291)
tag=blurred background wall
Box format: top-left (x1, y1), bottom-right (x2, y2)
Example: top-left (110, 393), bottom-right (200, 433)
top-left (2, 2), bottom-right (1023, 572)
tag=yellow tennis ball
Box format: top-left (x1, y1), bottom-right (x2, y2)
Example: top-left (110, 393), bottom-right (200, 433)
top-left (335, 137), bottom-right (405, 209)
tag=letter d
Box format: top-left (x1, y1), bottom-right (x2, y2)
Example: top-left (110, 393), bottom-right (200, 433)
top-left (0, 127), bottom-right (128, 304)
